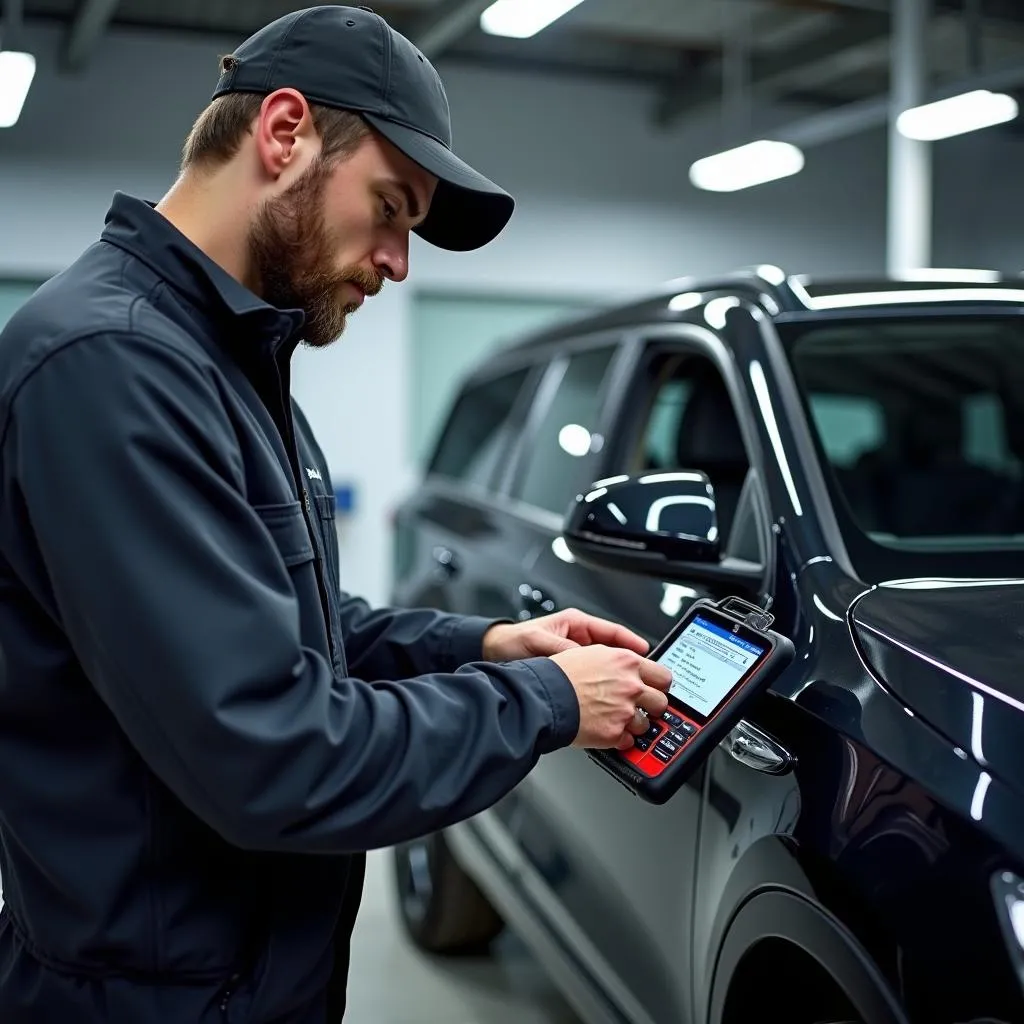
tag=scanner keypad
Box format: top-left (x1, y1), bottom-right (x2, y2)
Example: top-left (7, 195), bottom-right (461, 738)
top-left (633, 720), bottom-right (662, 752)
top-left (621, 708), bottom-right (701, 778)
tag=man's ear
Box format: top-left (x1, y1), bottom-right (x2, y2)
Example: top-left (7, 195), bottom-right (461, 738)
top-left (253, 89), bottom-right (316, 180)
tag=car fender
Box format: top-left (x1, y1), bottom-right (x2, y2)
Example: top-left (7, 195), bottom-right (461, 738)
top-left (695, 832), bottom-right (907, 1024)
top-left (707, 885), bottom-right (910, 1024)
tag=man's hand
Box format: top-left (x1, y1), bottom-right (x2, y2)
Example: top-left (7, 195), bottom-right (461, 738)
top-left (551, 645), bottom-right (672, 750)
top-left (481, 608), bottom-right (650, 662)
top-left (482, 609), bottom-right (671, 751)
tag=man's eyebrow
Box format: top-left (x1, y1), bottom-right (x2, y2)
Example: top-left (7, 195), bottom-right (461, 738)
top-left (385, 179), bottom-right (423, 221)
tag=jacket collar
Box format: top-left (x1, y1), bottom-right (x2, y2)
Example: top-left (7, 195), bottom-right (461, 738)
top-left (100, 191), bottom-right (305, 354)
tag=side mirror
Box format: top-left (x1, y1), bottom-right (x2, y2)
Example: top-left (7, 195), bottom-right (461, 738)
top-left (562, 471), bottom-right (763, 592)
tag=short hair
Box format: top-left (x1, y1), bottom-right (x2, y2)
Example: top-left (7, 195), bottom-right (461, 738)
top-left (180, 55), bottom-right (371, 172)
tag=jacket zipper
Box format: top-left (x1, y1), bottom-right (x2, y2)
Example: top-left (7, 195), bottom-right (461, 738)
top-left (219, 971), bottom-right (241, 1016)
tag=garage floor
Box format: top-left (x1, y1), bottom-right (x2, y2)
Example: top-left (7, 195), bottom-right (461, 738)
top-left (345, 850), bottom-right (581, 1024)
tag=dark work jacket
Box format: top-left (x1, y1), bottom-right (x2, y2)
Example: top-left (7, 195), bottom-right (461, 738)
top-left (0, 193), bottom-right (580, 1023)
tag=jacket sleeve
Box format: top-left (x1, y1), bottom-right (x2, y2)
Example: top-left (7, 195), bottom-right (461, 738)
top-left (335, 594), bottom-right (506, 680)
top-left (1, 332), bottom-right (580, 853)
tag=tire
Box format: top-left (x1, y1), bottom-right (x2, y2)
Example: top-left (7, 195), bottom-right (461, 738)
top-left (392, 830), bottom-right (504, 955)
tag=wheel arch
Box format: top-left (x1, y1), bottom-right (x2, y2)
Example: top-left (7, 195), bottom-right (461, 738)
top-left (707, 887), bottom-right (909, 1024)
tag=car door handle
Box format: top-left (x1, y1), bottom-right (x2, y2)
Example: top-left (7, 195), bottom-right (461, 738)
top-left (516, 583), bottom-right (557, 620)
top-left (432, 546), bottom-right (460, 578)
top-left (723, 720), bottom-right (795, 776)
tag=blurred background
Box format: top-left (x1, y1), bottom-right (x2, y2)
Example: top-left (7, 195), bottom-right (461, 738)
top-left (4, 0), bottom-right (1024, 610)
top-left (3, 1), bottom-right (1024, 1019)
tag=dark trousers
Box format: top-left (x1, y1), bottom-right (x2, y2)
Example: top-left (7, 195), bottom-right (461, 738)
top-left (323, 853), bottom-right (366, 1023)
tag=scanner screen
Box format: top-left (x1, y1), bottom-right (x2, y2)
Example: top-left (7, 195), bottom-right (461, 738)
top-left (659, 615), bottom-right (765, 718)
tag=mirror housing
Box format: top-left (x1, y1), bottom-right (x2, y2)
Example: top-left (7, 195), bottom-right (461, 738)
top-left (562, 471), bottom-right (763, 592)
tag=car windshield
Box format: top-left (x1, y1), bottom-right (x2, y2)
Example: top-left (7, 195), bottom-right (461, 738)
top-left (782, 312), bottom-right (1024, 580)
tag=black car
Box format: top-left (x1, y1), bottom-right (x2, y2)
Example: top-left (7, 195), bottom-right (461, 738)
top-left (388, 268), bottom-right (1024, 1024)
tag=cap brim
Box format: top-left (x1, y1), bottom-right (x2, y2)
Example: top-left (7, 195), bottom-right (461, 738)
top-left (363, 114), bottom-right (514, 252)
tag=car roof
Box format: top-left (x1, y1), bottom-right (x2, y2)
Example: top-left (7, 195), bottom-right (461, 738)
top-left (499, 266), bottom-right (1024, 355)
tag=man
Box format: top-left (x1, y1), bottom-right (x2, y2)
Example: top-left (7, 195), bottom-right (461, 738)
top-left (0, 6), bottom-right (672, 1023)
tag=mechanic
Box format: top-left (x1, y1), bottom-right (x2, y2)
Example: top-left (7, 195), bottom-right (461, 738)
top-left (0, 6), bottom-right (672, 1023)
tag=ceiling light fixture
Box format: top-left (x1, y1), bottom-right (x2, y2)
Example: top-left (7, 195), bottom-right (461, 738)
top-left (897, 89), bottom-right (1018, 141)
top-left (689, 139), bottom-right (805, 193)
top-left (480, 0), bottom-right (586, 39)
top-left (0, 50), bottom-right (35, 128)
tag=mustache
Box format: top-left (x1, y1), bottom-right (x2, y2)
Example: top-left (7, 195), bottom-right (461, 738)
top-left (343, 267), bottom-right (384, 297)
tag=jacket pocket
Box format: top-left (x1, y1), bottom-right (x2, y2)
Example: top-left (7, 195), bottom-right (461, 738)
top-left (253, 502), bottom-right (314, 568)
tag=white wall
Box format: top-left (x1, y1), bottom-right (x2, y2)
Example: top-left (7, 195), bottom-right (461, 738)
top-left (3, 20), bottom-right (1024, 604)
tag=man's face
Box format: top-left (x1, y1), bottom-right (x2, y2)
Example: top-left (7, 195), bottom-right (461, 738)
top-left (248, 130), bottom-right (436, 348)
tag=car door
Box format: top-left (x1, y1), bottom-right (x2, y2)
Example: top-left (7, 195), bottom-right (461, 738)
top-left (494, 326), bottom-right (773, 1024)
top-left (391, 357), bottom-right (544, 623)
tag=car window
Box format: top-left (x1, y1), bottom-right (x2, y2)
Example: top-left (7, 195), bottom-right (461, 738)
top-left (513, 346), bottom-right (618, 515)
top-left (622, 352), bottom-right (751, 544)
top-left (807, 394), bottom-right (884, 467)
top-left (429, 366), bottom-right (532, 490)
top-left (643, 378), bottom-right (693, 469)
top-left (964, 393), bottom-right (1017, 474)
top-left (787, 316), bottom-right (1024, 544)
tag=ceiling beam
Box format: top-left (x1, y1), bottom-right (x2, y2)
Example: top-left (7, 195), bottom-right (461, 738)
top-left (440, 48), bottom-right (678, 88)
top-left (653, 10), bottom-right (891, 129)
top-left (62, 0), bottom-right (121, 71)
top-left (410, 0), bottom-right (494, 60)
top-left (771, 57), bottom-right (1024, 148)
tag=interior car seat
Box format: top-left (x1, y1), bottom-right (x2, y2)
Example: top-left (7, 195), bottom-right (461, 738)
top-left (673, 366), bottom-right (749, 540)
top-left (871, 399), bottom-right (1006, 537)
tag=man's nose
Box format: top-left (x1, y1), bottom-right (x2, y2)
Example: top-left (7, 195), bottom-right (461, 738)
top-left (373, 240), bottom-right (409, 283)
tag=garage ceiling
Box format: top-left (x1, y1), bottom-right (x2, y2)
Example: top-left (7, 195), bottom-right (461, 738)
top-left (15, 0), bottom-right (1024, 131)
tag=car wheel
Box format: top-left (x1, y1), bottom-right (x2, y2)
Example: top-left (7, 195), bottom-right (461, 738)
top-left (392, 831), bottom-right (504, 955)
top-left (719, 933), bottom-right (873, 1024)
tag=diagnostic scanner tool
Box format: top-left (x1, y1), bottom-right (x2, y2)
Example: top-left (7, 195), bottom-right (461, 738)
top-left (587, 595), bottom-right (795, 805)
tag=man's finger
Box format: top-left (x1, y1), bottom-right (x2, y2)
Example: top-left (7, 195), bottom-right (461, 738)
top-left (562, 610), bottom-right (650, 654)
top-left (638, 658), bottom-right (673, 691)
top-left (535, 632), bottom-right (579, 655)
top-left (626, 708), bottom-right (650, 735)
top-left (636, 687), bottom-right (670, 718)
top-left (615, 731), bottom-right (635, 751)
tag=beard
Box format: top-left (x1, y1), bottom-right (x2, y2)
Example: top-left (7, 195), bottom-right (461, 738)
top-left (247, 158), bottom-right (383, 349)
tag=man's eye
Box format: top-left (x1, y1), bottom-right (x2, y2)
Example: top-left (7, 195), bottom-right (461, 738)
top-left (382, 199), bottom-right (398, 220)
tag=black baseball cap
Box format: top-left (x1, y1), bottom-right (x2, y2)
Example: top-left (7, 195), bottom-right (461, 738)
top-left (211, 5), bottom-right (514, 252)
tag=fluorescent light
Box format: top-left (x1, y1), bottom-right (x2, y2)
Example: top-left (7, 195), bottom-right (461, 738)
top-left (897, 89), bottom-right (1018, 141)
top-left (0, 51), bottom-right (36, 129)
top-left (689, 140), bottom-right (804, 193)
top-left (480, 0), bottom-right (586, 39)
